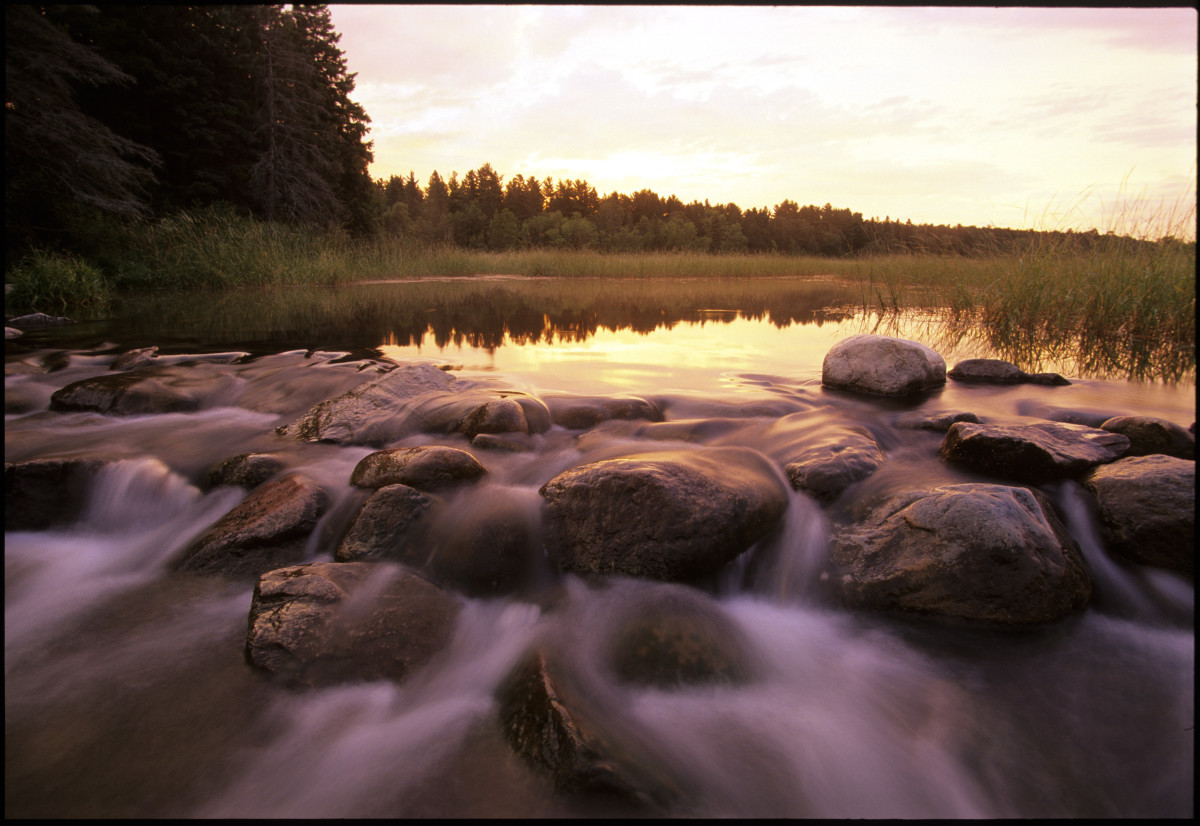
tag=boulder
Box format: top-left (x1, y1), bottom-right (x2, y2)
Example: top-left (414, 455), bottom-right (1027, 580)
top-left (245, 561), bottom-right (460, 687)
top-left (173, 473), bottom-right (329, 579)
top-left (539, 447), bottom-right (787, 581)
top-left (821, 334), bottom-right (946, 396)
top-left (349, 445), bottom-right (487, 491)
top-left (604, 583), bottom-right (756, 688)
top-left (946, 359), bottom-right (1069, 386)
top-left (5, 457), bottom-right (105, 530)
top-left (1083, 455), bottom-right (1194, 577)
top-left (207, 452), bottom-right (287, 489)
top-left (277, 361), bottom-right (457, 445)
top-left (784, 426), bottom-right (884, 503)
top-left (334, 483), bottom-right (435, 563)
top-left (826, 483), bottom-right (1092, 625)
top-left (543, 393), bottom-right (664, 429)
top-left (49, 362), bottom-right (241, 415)
top-left (458, 395), bottom-right (552, 439)
top-left (939, 420), bottom-right (1129, 483)
top-left (1099, 415), bottom-right (1194, 460)
top-left (895, 410), bottom-right (981, 432)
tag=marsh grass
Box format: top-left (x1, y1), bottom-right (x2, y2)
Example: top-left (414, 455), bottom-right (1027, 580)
top-left (6, 251), bottom-right (110, 312)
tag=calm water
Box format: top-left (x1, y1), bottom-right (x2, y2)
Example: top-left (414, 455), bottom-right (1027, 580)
top-left (5, 277), bottom-right (1194, 817)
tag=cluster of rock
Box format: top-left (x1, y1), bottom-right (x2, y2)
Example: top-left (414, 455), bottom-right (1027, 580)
top-left (6, 332), bottom-right (1194, 808)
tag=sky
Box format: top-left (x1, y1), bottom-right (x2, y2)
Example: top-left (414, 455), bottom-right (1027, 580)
top-left (328, 4), bottom-right (1197, 238)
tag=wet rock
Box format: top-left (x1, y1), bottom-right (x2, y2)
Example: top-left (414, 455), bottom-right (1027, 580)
top-left (5, 326), bottom-right (22, 339)
top-left (207, 452), bottom-right (287, 489)
top-left (277, 361), bottom-right (457, 445)
top-left (821, 334), bottom-right (946, 397)
top-left (539, 447), bottom-right (787, 581)
top-left (543, 393), bottom-right (664, 429)
top-left (496, 644), bottom-right (685, 809)
top-left (1023, 371), bottom-right (1071, 386)
top-left (826, 483), bottom-right (1092, 625)
top-left (1015, 402), bottom-right (1116, 428)
top-left (784, 426), bottom-right (884, 503)
top-left (947, 358), bottom-right (1025, 384)
top-left (5, 457), bottom-right (105, 530)
top-left (1098, 415), bottom-right (1194, 460)
top-left (605, 583), bottom-right (756, 688)
top-left (458, 398), bottom-right (532, 439)
top-left (245, 561), bottom-right (461, 687)
top-left (1083, 455), bottom-right (1194, 577)
top-left (334, 483), bottom-right (434, 563)
top-left (110, 346), bottom-right (159, 372)
top-left (939, 420), bottom-right (1129, 483)
top-left (895, 410), bottom-right (981, 432)
top-left (174, 473), bottom-right (329, 579)
top-left (470, 432), bottom-right (533, 452)
top-left (6, 312), bottom-right (74, 328)
top-left (49, 362), bottom-right (242, 415)
top-left (350, 445), bottom-right (487, 491)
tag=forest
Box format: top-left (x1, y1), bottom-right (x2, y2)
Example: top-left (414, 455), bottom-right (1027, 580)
top-left (5, 3), bottom-right (1176, 276)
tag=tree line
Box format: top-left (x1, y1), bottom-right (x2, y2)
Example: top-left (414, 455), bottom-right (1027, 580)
top-left (5, 4), bottom-right (1169, 266)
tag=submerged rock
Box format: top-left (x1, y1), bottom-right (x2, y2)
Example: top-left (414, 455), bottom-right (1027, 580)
top-left (827, 483), bottom-right (1092, 625)
top-left (821, 334), bottom-right (946, 397)
top-left (245, 561), bottom-right (460, 687)
top-left (110, 346), bottom-right (159, 372)
top-left (543, 393), bottom-right (664, 429)
top-left (4, 457), bottom-right (105, 530)
top-left (939, 420), bottom-right (1129, 483)
top-left (49, 362), bottom-right (242, 415)
top-left (350, 445), bottom-right (487, 491)
top-left (174, 473), bottom-right (329, 579)
top-left (1098, 415), bottom-right (1194, 460)
top-left (895, 410), bottom-right (981, 432)
top-left (6, 312), bottom-right (74, 328)
top-left (207, 452), bottom-right (287, 489)
top-left (458, 395), bottom-right (552, 438)
top-left (1084, 455), bottom-right (1194, 577)
top-left (784, 426), bottom-right (884, 503)
top-left (947, 358), bottom-right (1069, 386)
top-left (539, 447), bottom-right (787, 582)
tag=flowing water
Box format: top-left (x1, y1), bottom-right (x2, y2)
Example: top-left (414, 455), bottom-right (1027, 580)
top-left (5, 277), bottom-right (1194, 817)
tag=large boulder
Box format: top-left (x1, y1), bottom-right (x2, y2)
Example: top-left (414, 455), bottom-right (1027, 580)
top-left (173, 473), bottom-right (329, 579)
top-left (939, 420), bottom-right (1129, 483)
top-left (543, 393), bottom-right (664, 429)
top-left (49, 362), bottom-right (242, 415)
top-left (245, 561), bottom-right (461, 687)
top-left (1099, 416), bottom-right (1194, 460)
top-left (821, 334), bottom-right (946, 396)
top-left (334, 483), bottom-right (435, 563)
top-left (5, 457), bottom-right (105, 530)
top-left (277, 361), bottom-right (457, 445)
top-left (826, 483), bottom-right (1092, 625)
top-left (784, 426), bottom-right (884, 503)
top-left (350, 445), bottom-right (486, 491)
top-left (1083, 455), bottom-right (1194, 577)
top-left (539, 448), bottom-right (787, 582)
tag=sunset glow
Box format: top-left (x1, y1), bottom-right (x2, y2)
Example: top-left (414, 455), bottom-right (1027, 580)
top-left (330, 4), bottom-right (1196, 238)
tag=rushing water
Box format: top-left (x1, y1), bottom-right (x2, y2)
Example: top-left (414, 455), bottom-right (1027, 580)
top-left (5, 277), bottom-right (1194, 818)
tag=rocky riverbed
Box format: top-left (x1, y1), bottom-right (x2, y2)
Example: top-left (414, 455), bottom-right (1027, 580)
top-left (5, 322), bottom-right (1194, 818)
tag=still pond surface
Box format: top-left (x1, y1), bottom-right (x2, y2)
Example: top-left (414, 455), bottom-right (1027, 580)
top-left (5, 276), bottom-right (1194, 817)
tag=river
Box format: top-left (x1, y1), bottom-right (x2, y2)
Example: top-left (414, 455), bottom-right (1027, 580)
top-left (4, 276), bottom-right (1194, 817)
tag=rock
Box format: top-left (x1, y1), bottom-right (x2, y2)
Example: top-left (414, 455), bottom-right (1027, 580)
top-left (1023, 371), bottom-right (1071, 386)
top-left (458, 398), bottom-right (532, 439)
top-left (821, 334), bottom-right (946, 396)
top-left (539, 447), bottom-right (788, 582)
top-left (1083, 455), bottom-right (1194, 577)
top-left (277, 361), bottom-right (457, 445)
top-left (1015, 402), bottom-right (1116, 428)
top-left (5, 327), bottom-right (22, 339)
top-left (543, 393), bottom-right (664, 429)
top-left (605, 583), bottom-right (756, 688)
top-left (110, 346), bottom-right (159, 372)
top-left (947, 358), bottom-right (1024, 384)
top-left (334, 483), bottom-right (434, 563)
top-left (6, 312), bottom-right (74, 328)
top-left (173, 473), bottom-right (329, 579)
top-left (49, 362), bottom-right (242, 415)
top-left (5, 457), bottom-right (105, 530)
top-left (784, 426), bottom-right (884, 502)
top-left (207, 452), bottom-right (287, 489)
top-left (349, 445), bottom-right (487, 491)
top-left (470, 432), bottom-right (532, 452)
top-left (496, 644), bottom-right (685, 808)
top-left (245, 561), bottom-right (461, 687)
top-left (895, 410), bottom-right (981, 432)
top-left (939, 420), bottom-right (1129, 483)
top-left (1099, 415), bottom-right (1194, 460)
top-left (826, 483), bottom-right (1092, 625)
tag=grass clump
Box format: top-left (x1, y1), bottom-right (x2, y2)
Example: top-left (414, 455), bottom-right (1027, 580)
top-left (5, 250), bottom-right (110, 314)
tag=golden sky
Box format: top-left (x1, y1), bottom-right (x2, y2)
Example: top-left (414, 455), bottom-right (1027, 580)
top-left (329, 5), bottom-right (1197, 237)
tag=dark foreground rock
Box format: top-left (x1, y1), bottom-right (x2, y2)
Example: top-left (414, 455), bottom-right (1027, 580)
top-left (821, 334), bottom-right (946, 396)
top-left (245, 561), bottom-right (461, 687)
top-left (1099, 415), bottom-right (1194, 460)
top-left (174, 473), bottom-right (329, 579)
top-left (50, 362), bottom-right (243, 415)
top-left (826, 483), bottom-right (1092, 625)
top-left (539, 448), bottom-right (787, 581)
top-left (1084, 455), bottom-right (1195, 577)
top-left (5, 457), bottom-right (105, 530)
top-left (939, 420), bottom-right (1129, 483)
top-left (350, 445), bottom-right (487, 491)
top-left (278, 361), bottom-right (457, 445)
top-left (947, 358), bottom-right (1069, 386)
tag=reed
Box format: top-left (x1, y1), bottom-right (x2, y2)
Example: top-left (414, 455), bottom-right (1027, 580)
top-left (5, 250), bottom-right (110, 313)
